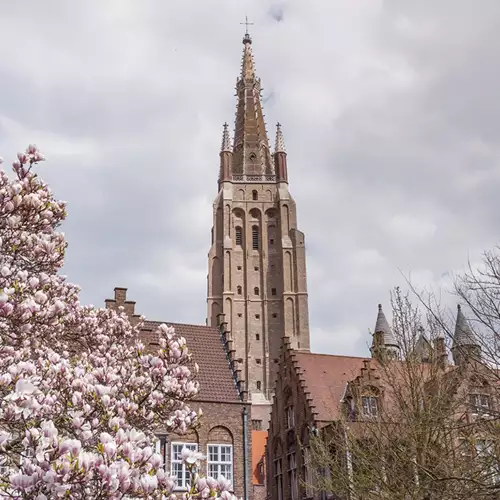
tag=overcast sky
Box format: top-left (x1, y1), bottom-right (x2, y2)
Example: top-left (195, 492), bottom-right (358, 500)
top-left (1, 0), bottom-right (499, 357)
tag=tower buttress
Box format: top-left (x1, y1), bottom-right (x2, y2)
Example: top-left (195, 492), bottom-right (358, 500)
top-left (207, 31), bottom-right (310, 429)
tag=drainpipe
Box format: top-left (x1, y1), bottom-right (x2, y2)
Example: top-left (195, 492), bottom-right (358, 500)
top-left (242, 406), bottom-right (249, 500)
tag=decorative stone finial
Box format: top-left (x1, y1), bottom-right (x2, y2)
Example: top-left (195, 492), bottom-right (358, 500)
top-left (221, 122), bottom-right (232, 152)
top-left (275, 122), bottom-right (286, 153)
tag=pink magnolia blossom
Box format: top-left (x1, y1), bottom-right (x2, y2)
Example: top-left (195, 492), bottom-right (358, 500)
top-left (0, 145), bottom-right (240, 499)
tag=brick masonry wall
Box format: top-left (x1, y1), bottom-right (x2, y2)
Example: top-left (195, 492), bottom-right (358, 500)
top-left (161, 401), bottom-right (252, 499)
top-left (267, 346), bottom-right (317, 500)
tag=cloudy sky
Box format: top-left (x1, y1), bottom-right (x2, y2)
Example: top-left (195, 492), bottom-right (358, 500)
top-left (1, 0), bottom-right (499, 357)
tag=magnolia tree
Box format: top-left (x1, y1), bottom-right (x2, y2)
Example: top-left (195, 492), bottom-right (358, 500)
top-left (0, 146), bottom-right (237, 499)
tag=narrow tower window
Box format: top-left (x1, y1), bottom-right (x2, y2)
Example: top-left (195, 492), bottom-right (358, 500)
top-left (235, 226), bottom-right (243, 246)
top-left (252, 226), bottom-right (259, 250)
top-left (272, 288), bottom-right (277, 296)
top-left (252, 190), bottom-right (258, 201)
top-left (237, 286), bottom-right (242, 295)
top-left (257, 381), bottom-right (262, 390)
top-left (254, 287), bottom-right (260, 296)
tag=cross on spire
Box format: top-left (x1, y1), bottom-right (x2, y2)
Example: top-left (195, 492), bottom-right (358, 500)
top-left (240, 15), bottom-right (254, 35)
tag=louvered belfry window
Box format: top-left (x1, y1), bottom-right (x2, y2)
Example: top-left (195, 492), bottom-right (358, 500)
top-left (252, 226), bottom-right (259, 250)
top-left (235, 226), bottom-right (243, 246)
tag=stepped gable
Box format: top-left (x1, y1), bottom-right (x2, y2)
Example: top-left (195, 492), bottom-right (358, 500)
top-left (292, 349), bottom-right (371, 422)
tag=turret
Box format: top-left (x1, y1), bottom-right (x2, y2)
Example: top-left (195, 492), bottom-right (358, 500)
top-left (371, 304), bottom-right (400, 361)
top-left (451, 304), bottom-right (481, 366)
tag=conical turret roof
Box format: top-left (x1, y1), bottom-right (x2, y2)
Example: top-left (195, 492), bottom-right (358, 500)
top-left (453, 305), bottom-right (478, 348)
top-left (374, 304), bottom-right (399, 348)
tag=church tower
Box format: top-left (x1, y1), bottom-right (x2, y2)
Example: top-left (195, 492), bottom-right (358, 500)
top-left (207, 30), bottom-right (311, 427)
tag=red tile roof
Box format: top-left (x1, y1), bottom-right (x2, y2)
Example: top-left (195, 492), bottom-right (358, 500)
top-left (142, 321), bottom-right (242, 404)
top-left (293, 352), bottom-right (370, 421)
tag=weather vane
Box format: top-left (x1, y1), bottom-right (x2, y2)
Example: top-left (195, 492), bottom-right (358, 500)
top-left (240, 15), bottom-right (254, 35)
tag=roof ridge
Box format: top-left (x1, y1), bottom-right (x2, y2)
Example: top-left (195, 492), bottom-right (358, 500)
top-left (295, 351), bottom-right (370, 360)
top-left (144, 320), bottom-right (219, 331)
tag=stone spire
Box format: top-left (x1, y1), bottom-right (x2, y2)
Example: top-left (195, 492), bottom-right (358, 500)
top-left (218, 122), bottom-right (233, 184)
top-left (275, 122), bottom-right (286, 153)
top-left (231, 32), bottom-right (273, 178)
top-left (452, 304), bottom-right (481, 365)
top-left (221, 122), bottom-right (232, 152)
top-left (241, 31), bottom-right (256, 80)
top-left (371, 304), bottom-right (400, 361)
top-left (274, 123), bottom-right (288, 183)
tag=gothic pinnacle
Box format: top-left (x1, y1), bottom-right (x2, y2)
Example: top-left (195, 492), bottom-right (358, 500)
top-left (275, 122), bottom-right (286, 154)
top-left (221, 122), bottom-right (232, 152)
top-left (241, 33), bottom-right (256, 80)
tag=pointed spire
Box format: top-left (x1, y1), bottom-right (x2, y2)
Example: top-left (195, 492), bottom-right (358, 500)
top-left (375, 304), bottom-right (399, 347)
top-left (453, 304), bottom-right (477, 348)
top-left (275, 123), bottom-right (286, 153)
top-left (241, 30), bottom-right (256, 81)
top-left (221, 122), bottom-right (232, 152)
top-left (232, 33), bottom-right (273, 178)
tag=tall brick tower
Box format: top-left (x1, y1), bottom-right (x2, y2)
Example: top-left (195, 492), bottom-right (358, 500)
top-left (207, 30), bottom-right (310, 428)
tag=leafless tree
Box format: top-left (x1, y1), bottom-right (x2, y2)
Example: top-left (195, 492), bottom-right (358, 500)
top-left (308, 286), bottom-right (500, 500)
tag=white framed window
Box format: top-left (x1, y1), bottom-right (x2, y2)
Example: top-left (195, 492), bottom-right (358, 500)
top-left (287, 452), bottom-right (298, 500)
top-left (171, 442), bottom-right (198, 490)
top-left (0, 455), bottom-right (8, 476)
top-left (274, 458), bottom-right (284, 500)
top-left (286, 406), bottom-right (295, 430)
top-left (475, 439), bottom-right (499, 482)
top-left (303, 446), bottom-right (314, 497)
top-left (470, 394), bottom-right (491, 413)
top-left (155, 435), bottom-right (168, 469)
top-left (362, 396), bottom-right (378, 417)
top-left (207, 444), bottom-right (233, 484)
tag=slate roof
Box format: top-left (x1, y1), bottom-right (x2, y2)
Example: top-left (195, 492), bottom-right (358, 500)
top-left (374, 304), bottom-right (399, 348)
top-left (141, 320), bottom-right (242, 404)
top-left (453, 305), bottom-right (478, 349)
top-left (293, 351), bottom-right (370, 421)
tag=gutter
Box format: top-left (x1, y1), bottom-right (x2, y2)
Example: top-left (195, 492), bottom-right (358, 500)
top-left (242, 406), bottom-right (249, 500)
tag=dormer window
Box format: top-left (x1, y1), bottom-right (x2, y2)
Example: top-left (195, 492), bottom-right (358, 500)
top-left (252, 190), bottom-right (258, 201)
top-left (361, 396), bottom-right (378, 417)
top-left (470, 393), bottom-right (491, 413)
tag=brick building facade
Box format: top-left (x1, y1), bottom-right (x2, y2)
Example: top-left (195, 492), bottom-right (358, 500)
top-left (267, 304), bottom-right (495, 499)
top-left (105, 287), bottom-right (252, 499)
top-left (207, 30), bottom-right (311, 430)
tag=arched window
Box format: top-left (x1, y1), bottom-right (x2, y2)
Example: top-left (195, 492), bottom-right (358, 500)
top-left (235, 226), bottom-right (243, 246)
top-left (252, 226), bottom-right (259, 250)
top-left (237, 286), bottom-right (242, 295)
top-left (257, 381), bottom-right (262, 390)
top-left (254, 287), bottom-right (260, 296)
top-left (252, 190), bottom-right (258, 201)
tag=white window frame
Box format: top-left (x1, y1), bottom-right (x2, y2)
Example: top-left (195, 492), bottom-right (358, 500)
top-left (274, 457), bottom-right (284, 500)
top-left (286, 405), bottom-right (295, 430)
top-left (155, 435), bottom-right (168, 470)
top-left (0, 455), bottom-right (8, 477)
top-left (287, 451), bottom-right (298, 500)
top-left (362, 396), bottom-right (378, 417)
top-left (171, 442), bottom-right (198, 490)
top-left (303, 446), bottom-right (314, 498)
top-left (470, 393), bottom-right (491, 414)
top-left (207, 443), bottom-right (233, 485)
